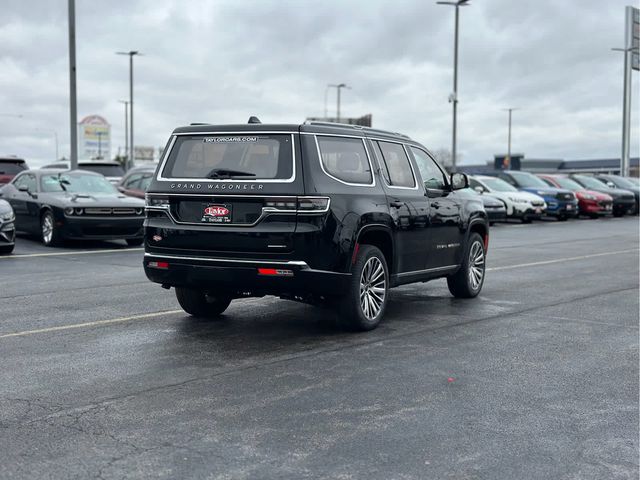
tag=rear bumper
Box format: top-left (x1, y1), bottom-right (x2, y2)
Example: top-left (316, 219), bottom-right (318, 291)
top-left (143, 253), bottom-right (351, 296)
top-left (486, 208), bottom-right (507, 222)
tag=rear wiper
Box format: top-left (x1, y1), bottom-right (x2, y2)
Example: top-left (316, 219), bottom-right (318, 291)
top-left (206, 168), bottom-right (256, 179)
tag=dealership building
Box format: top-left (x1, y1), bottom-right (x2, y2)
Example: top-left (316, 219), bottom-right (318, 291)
top-left (458, 155), bottom-right (640, 177)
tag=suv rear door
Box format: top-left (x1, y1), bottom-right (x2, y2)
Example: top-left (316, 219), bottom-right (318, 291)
top-left (146, 131), bottom-right (307, 256)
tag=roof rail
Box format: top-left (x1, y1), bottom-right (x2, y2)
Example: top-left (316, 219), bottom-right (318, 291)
top-left (189, 122), bottom-right (212, 126)
top-left (303, 121), bottom-right (410, 139)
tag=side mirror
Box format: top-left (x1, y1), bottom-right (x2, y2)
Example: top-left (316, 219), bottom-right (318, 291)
top-left (450, 172), bottom-right (469, 191)
top-left (473, 186), bottom-right (484, 194)
top-left (606, 181), bottom-right (616, 188)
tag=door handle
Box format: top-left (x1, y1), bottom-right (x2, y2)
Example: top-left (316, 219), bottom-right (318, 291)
top-left (390, 201), bottom-right (404, 208)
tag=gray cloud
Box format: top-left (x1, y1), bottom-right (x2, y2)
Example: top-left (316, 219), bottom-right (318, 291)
top-left (0, 0), bottom-right (637, 166)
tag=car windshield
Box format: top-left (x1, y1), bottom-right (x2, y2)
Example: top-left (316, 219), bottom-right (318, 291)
top-left (573, 175), bottom-right (606, 190)
top-left (80, 164), bottom-right (125, 177)
top-left (481, 177), bottom-right (518, 192)
top-left (40, 173), bottom-right (118, 194)
top-left (550, 177), bottom-right (583, 191)
top-left (162, 134), bottom-right (293, 180)
top-left (0, 162), bottom-right (27, 175)
top-left (603, 175), bottom-right (637, 189)
top-left (509, 172), bottom-right (549, 188)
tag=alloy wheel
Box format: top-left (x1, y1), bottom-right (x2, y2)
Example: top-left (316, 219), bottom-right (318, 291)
top-left (42, 214), bottom-right (53, 244)
top-left (468, 240), bottom-right (485, 290)
top-left (359, 256), bottom-right (386, 320)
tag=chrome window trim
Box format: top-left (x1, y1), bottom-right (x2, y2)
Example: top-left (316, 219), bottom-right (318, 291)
top-left (314, 135), bottom-right (376, 188)
top-left (370, 139), bottom-right (419, 191)
top-left (156, 133), bottom-right (297, 184)
top-left (145, 252), bottom-right (309, 267)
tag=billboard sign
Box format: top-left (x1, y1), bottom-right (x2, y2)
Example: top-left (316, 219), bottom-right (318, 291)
top-left (78, 115), bottom-right (110, 160)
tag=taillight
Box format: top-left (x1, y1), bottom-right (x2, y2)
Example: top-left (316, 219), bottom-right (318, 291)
top-left (258, 268), bottom-right (293, 276)
top-left (296, 196), bottom-right (330, 212)
top-left (148, 261), bottom-right (169, 269)
top-left (264, 198), bottom-right (296, 210)
top-left (145, 195), bottom-right (170, 208)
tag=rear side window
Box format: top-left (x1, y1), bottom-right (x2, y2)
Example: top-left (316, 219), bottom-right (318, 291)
top-left (376, 141), bottom-right (416, 188)
top-left (316, 136), bottom-right (372, 185)
top-left (0, 162), bottom-right (27, 175)
top-left (81, 164), bottom-right (125, 177)
top-left (162, 134), bottom-right (293, 180)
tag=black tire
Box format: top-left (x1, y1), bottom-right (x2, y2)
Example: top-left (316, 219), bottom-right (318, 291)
top-left (613, 209), bottom-right (625, 217)
top-left (41, 210), bottom-right (63, 247)
top-left (126, 238), bottom-right (144, 246)
top-left (557, 215), bottom-right (568, 221)
top-left (337, 244), bottom-right (389, 332)
top-left (447, 233), bottom-right (486, 299)
top-left (175, 287), bottom-right (232, 318)
top-left (521, 216), bottom-right (532, 224)
top-left (0, 244), bottom-right (14, 254)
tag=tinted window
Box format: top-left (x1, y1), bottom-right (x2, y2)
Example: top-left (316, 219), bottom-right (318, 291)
top-left (124, 173), bottom-right (143, 189)
top-left (139, 174), bottom-right (153, 191)
top-left (0, 162), bottom-right (27, 175)
top-left (572, 175), bottom-right (607, 190)
top-left (377, 141), bottom-right (415, 188)
top-left (80, 164), bottom-right (125, 177)
top-left (163, 134), bottom-right (293, 180)
top-left (505, 172), bottom-right (548, 188)
top-left (14, 173), bottom-right (36, 191)
top-left (410, 147), bottom-right (446, 190)
top-left (317, 136), bottom-right (372, 184)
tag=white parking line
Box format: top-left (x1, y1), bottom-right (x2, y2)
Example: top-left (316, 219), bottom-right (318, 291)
top-left (0, 309), bottom-right (183, 339)
top-left (0, 247), bottom-right (144, 260)
top-left (487, 248), bottom-right (638, 272)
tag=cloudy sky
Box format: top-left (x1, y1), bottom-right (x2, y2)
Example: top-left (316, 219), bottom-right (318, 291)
top-left (0, 0), bottom-right (638, 167)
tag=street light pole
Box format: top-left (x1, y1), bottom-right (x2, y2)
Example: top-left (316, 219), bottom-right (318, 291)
top-left (502, 108), bottom-right (519, 170)
top-left (116, 51), bottom-right (140, 170)
top-left (612, 43), bottom-right (638, 177)
top-left (68, 0), bottom-right (78, 169)
top-left (119, 100), bottom-right (129, 163)
top-left (326, 84), bottom-right (351, 123)
top-left (437, 0), bottom-right (470, 172)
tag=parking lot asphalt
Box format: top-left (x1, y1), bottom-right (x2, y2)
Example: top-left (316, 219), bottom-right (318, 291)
top-left (0, 217), bottom-right (638, 480)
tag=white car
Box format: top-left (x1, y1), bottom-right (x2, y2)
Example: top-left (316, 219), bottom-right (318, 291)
top-left (470, 175), bottom-right (547, 223)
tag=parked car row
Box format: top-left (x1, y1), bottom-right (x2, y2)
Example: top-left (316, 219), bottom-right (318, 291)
top-left (0, 153), bottom-right (636, 253)
top-left (468, 171), bottom-right (638, 222)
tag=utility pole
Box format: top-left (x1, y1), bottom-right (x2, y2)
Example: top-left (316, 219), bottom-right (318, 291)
top-left (68, 0), bottom-right (78, 169)
top-left (502, 108), bottom-right (519, 170)
top-left (437, 0), bottom-right (470, 172)
top-left (119, 100), bottom-right (129, 163)
top-left (116, 51), bottom-right (140, 170)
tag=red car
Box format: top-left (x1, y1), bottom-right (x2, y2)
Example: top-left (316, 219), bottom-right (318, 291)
top-left (538, 174), bottom-right (613, 218)
top-left (0, 156), bottom-right (28, 185)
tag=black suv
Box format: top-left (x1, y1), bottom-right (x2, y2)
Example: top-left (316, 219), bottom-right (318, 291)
top-left (143, 121), bottom-right (489, 331)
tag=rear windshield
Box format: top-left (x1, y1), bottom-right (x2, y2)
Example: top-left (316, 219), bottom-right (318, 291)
top-left (80, 164), bottom-right (125, 177)
top-left (162, 134), bottom-right (293, 180)
top-left (0, 162), bottom-right (26, 175)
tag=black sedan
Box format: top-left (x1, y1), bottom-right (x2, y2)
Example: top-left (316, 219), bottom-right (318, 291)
top-left (0, 199), bottom-right (15, 254)
top-left (458, 187), bottom-right (507, 224)
top-left (569, 174), bottom-right (636, 217)
top-left (0, 169), bottom-right (145, 247)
